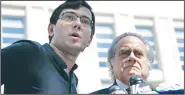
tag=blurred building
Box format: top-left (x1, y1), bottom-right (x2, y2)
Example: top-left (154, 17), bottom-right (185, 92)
top-left (1, 1), bottom-right (184, 94)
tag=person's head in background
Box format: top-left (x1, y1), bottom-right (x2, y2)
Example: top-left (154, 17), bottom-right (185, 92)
top-left (48, 0), bottom-right (95, 56)
top-left (108, 32), bottom-right (154, 86)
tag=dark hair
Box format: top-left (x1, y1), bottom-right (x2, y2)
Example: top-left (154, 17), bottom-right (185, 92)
top-left (49, 0), bottom-right (95, 43)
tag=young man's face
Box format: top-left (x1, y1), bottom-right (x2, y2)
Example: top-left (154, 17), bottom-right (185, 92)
top-left (111, 36), bottom-right (150, 85)
top-left (48, 6), bottom-right (92, 54)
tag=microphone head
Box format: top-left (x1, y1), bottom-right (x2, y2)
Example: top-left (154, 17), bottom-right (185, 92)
top-left (129, 75), bottom-right (157, 94)
top-left (129, 75), bottom-right (144, 86)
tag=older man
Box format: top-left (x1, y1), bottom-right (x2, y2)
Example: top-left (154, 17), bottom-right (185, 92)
top-left (91, 32), bottom-right (184, 94)
top-left (91, 32), bottom-right (154, 94)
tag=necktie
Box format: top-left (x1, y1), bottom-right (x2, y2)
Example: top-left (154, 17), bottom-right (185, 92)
top-left (126, 87), bottom-right (131, 94)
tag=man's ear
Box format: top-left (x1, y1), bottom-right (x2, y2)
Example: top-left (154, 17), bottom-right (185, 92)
top-left (48, 23), bottom-right (55, 37)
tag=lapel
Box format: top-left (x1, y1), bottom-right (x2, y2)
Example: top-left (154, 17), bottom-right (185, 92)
top-left (108, 81), bottom-right (118, 92)
top-left (108, 80), bottom-right (130, 93)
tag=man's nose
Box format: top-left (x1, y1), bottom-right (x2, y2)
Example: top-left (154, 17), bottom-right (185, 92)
top-left (127, 52), bottom-right (136, 63)
top-left (73, 17), bottom-right (82, 30)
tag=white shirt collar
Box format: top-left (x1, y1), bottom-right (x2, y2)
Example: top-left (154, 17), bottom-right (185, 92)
top-left (116, 79), bottom-right (129, 90)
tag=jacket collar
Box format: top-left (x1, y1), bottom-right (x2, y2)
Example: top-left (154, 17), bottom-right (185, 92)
top-left (43, 43), bottom-right (78, 71)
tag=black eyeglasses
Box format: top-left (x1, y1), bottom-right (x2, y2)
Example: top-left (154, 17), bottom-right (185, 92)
top-left (59, 12), bottom-right (92, 27)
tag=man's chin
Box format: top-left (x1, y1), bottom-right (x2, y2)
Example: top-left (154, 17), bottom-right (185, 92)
top-left (128, 70), bottom-right (141, 76)
top-left (69, 44), bottom-right (85, 52)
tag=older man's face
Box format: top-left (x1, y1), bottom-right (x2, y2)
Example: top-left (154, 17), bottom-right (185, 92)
top-left (111, 36), bottom-right (149, 85)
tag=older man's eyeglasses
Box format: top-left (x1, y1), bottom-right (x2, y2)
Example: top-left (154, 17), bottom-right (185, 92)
top-left (59, 12), bottom-right (92, 27)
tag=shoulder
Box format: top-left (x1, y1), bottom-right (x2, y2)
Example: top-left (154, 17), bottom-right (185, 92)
top-left (12, 40), bottom-right (42, 49)
top-left (1, 40), bottom-right (44, 63)
top-left (90, 87), bottom-right (111, 94)
top-left (2, 40), bottom-right (42, 54)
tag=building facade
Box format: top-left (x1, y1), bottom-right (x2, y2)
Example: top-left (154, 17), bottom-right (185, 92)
top-left (1, 1), bottom-right (184, 94)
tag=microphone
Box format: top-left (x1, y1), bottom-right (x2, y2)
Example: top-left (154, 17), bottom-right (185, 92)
top-left (129, 75), bottom-right (158, 94)
top-left (109, 85), bottom-right (128, 94)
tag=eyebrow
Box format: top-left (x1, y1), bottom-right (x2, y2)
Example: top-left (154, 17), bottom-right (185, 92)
top-left (62, 11), bottom-right (91, 20)
top-left (118, 46), bottom-right (145, 52)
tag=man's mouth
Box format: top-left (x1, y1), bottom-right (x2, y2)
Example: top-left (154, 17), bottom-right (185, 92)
top-left (70, 32), bottom-right (81, 38)
top-left (126, 66), bottom-right (139, 70)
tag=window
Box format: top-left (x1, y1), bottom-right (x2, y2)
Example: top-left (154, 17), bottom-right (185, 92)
top-left (1, 6), bottom-right (26, 48)
top-left (134, 17), bottom-right (159, 69)
top-left (173, 19), bottom-right (184, 70)
top-left (96, 23), bottom-right (115, 67)
top-left (1, 16), bottom-right (25, 48)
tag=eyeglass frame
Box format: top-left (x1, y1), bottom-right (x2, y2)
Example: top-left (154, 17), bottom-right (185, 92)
top-left (58, 12), bottom-right (93, 27)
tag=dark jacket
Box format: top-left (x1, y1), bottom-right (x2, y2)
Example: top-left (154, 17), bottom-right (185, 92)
top-left (90, 81), bottom-right (129, 94)
top-left (90, 85), bottom-right (115, 94)
top-left (1, 40), bottom-right (78, 94)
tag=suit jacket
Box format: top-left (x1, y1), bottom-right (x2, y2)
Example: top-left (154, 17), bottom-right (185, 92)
top-left (90, 81), bottom-right (129, 94)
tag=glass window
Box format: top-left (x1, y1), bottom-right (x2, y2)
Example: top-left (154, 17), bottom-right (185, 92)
top-left (99, 62), bottom-right (108, 67)
top-left (95, 23), bottom-right (115, 67)
top-left (98, 52), bottom-right (108, 58)
top-left (135, 18), bottom-right (159, 69)
top-left (101, 79), bottom-right (112, 88)
top-left (96, 34), bottom-right (114, 39)
top-left (175, 28), bottom-right (184, 70)
top-left (1, 16), bottom-right (25, 48)
top-left (97, 43), bottom-right (112, 48)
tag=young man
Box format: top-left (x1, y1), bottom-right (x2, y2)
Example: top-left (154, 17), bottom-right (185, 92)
top-left (1, 0), bottom-right (95, 94)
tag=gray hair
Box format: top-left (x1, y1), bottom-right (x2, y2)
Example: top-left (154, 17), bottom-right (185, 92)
top-left (107, 32), bottom-right (154, 80)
